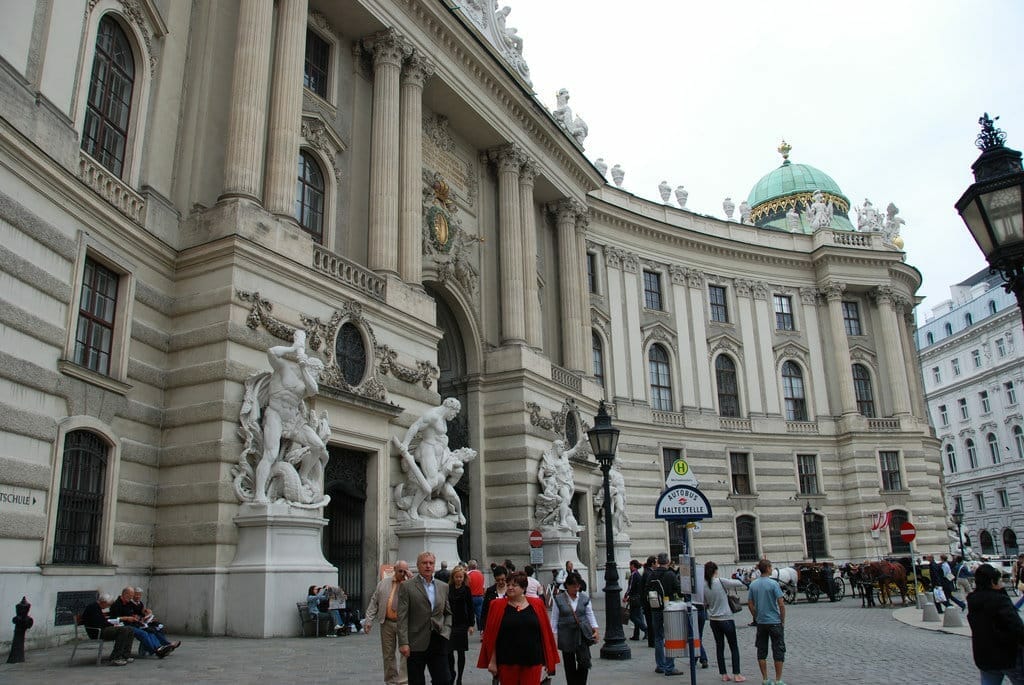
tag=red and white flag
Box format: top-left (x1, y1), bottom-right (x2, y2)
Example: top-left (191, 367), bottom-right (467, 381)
top-left (871, 511), bottom-right (892, 531)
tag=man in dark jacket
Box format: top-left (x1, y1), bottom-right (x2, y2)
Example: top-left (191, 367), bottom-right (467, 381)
top-left (643, 555), bottom-right (657, 647)
top-left (625, 559), bottom-right (647, 641)
top-left (967, 563), bottom-right (1024, 684)
top-left (479, 564), bottom-right (508, 632)
top-left (81, 593), bottom-right (136, 666)
top-left (644, 552), bottom-right (683, 676)
top-left (926, 555), bottom-right (948, 613)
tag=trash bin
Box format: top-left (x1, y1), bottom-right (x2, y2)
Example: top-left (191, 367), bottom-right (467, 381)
top-left (663, 600), bottom-right (688, 657)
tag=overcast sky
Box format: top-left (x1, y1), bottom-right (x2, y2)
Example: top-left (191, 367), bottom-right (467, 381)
top-left (505, 1), bottom-right (1024, 319)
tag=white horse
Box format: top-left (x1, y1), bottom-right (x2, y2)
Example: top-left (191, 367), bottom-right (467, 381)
top-left (767, 566), bottom-right (799, 588)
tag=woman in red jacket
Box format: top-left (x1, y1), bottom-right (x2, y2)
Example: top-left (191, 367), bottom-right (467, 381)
top-left (478, 571), bottom-right (559, 685)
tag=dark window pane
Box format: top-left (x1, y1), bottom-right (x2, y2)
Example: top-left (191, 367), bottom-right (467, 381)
top-left (648, 344), bottom-right (672, 411)
top-left (336, 322), bottom-right (366, 386)
top-left (782, 361), bottom-right (806, 421)
top-left (53, 431), bottom-right (108, 565)
top-left (304, 29), bottom-right (331, 98)
top-left (643, 271), bottom-right (663, 310)
top-left (715, 355), bottom-right (739, 417)
top-left (709, 285), bottom-right (729, 322)
top-left (81, 16), bottom-right (135, 178)
top-left (296, 151), bottom-right (325, 242)
top-left (736, 516), bottom-right (758, 562)
top-left (852, 364), bottom-right (875, 417)
top-left (73, 257), bottom-right (119, 376)
top-left (888, 510), bottom-right (910, 553)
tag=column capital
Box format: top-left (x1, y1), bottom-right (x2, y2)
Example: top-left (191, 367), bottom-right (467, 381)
top-left (575, 206), bottom-right (591, 233)
top-left (401, 50), bottom-right (435, 87)
top-left (751, 280), bottom-right (769, 300)
top-left (799, 287), bottom-right (820, 306)
top-left (822, 281), bottom-right (847, 301)
top-left (519, 157), bottom-right (538, 186)
top-left (735, 278), bottom-right (752, 298)
top-left (668, 264), bottom-right (687, 285)
top-left (605, 246), bottom-right (625, 269)
top-left (872, 285), bottom-right (895, 306)
top-left (489, 144), bottom-right (525, 173)
top-left (365, 28), bottom-right (409, 70)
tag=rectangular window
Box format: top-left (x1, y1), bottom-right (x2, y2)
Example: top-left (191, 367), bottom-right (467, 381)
top-left (938, 404), bottom-right (949, 426)
top-left (998, 489), bottom-right (1010, 508)
top-left (842, 301), bottom-right (862, 336)
top-left (797, 454), bottom-right (818, 495)
top-left (975, 493), bottom-right (985, 511)
top-left (879, 451), bottom-right (903, 491)
top-left (774, 294), bottom-right (795, 330)
top-left (643, 270), bottom-right (663, 310)
top-left (304, 29), bottom-right (331, 98)
top-left (958, 397), bottom-right (969, 420)
top-left (1007, 381), bottom-right (1018, 405)
top-left (954, 495), bottom-right (964, 514)
top-left (980, 390), bottom-right (991, 414)
top-left (952, 358), bottom-right (961, 376)
top-left (730, 452), bottom-right (751, 495)
top-left (587, 253), bottom-right (597, 294)
top-left (662, 447), bottom-right (681, 478)
top-left (73, 258), bottom-right (120, 375)
top-left (996, 338), bottom-right (1007, 357)
top-left (709, 285), bottom-right (729, 323)
top-left (972, 349), bottom-right (982, 368)
top-left (932, 366), bottom-right (941, 383)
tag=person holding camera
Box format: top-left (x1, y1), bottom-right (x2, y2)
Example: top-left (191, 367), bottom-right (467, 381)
top-left (550, 571), bottom-right (598, 685)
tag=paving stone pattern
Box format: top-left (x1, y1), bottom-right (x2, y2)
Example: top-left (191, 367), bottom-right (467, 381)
top-left (1, 601), bottom-right (977, 684)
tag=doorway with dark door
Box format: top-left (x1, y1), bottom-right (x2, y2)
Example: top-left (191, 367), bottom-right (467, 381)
top-left (322, 446), bottom-right (367, 612)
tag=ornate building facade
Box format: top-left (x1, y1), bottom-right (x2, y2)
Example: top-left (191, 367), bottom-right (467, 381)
top-left (0, 0), bottom-right (942, 644)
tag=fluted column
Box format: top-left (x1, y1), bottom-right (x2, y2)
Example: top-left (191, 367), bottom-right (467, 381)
top-left (575, 210), bottom-right (592, 366)
top-left (823, 282), bottom-right (858, 415)
top-left (735, 280), bottom-right (765, 415)
top-left (874, 286), bottom-right (912, 415)
top-left (519, 158), bottom-right (542, 347)
top-left (398, 52), bottom-right (434, 284)
top-left (684, 269), bottom-right (713, 410)
top-left (493, 145), bottom-right (526, 344)
top-left (367, 29), bottom-right (407, 274)
top-left (263, 0), bottom-right (308, 215)
top-left (221, 0), bottom-right (274, 201)
top-left (800, 288), bottom-right (830, 417)
top-left (554, 200), bottom-right (586, 371)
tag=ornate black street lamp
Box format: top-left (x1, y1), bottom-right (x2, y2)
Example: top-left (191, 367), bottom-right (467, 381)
top-left (802, 502), bottom-right (818, 563)
top-left (587, 400), bottom-right (630, 660)
top-left (951, 508), bottom-right (965, 559)
top-left (956, 114), bottom-right (1024, 331)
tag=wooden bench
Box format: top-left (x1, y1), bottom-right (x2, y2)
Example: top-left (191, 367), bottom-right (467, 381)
top-left (296, 602), bottom-right (335, 637)
top-left (68, 614), bottom-right (111, 666)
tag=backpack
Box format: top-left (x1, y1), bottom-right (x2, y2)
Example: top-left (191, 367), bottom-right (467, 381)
top-left (646, 576), bottom-right (665, 610)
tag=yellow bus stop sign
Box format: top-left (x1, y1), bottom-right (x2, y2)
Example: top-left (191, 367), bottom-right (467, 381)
top-left (672, 459), bottom-right (689, 477)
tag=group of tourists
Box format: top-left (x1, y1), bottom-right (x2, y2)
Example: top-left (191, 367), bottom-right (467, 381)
top-left (79, 586), bottom-right (181, 666)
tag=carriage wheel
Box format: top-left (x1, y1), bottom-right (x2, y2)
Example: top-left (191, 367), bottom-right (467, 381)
top-left (804, 584), bottom-right (821, 603)
top-left (832, 578), bottom-right (846, 601)
top-left (783, 585), bottom-right (797, 605)
top-left (907, 582), bottom-right (919, 600)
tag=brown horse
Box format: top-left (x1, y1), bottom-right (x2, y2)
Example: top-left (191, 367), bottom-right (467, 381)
top-left (862, 560), bottom-right (911, 605)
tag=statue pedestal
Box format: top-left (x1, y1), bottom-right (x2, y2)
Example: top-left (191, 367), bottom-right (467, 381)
top-left (395, 519), bottom-right (464, 568)
top-left (595, 533), bottom-right (632, 578)
top-left (226, 502), bottom-right (337, 637)
top-left (539, 529), bottom-right (587, 583)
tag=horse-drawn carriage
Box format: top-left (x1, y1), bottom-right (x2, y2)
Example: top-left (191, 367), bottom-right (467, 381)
top-left (841, 557), bottom-right (923, 606)
top-left (792, 562), bottom-right (845, 603)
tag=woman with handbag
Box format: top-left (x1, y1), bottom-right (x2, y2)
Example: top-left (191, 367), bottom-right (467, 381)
top-left (704, 561), bottom-right (748, 683)
top-left (478, 571), bottom-right (559, 685)
top-left (550, 572), bottom-right (599, 685)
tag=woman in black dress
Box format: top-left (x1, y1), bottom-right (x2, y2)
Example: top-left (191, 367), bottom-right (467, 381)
top-left (447, 565), bottom-right (475, 685)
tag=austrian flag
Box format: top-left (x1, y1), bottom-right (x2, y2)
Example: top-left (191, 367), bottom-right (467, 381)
top-left (870, 511), bottom-right (892, 531)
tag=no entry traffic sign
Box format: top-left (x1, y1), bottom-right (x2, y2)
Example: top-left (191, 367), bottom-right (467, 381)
top-left (899, 521), bottom-right (916, 543)
top-left (529, 529), bottom-right (543, 548)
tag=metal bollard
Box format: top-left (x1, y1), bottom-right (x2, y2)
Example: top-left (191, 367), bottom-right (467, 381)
top-left (6, 596), bottom-right (33, 663)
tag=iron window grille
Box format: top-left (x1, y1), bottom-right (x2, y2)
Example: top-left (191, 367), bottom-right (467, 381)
top-left (52, 431), bottom-right (108, 565)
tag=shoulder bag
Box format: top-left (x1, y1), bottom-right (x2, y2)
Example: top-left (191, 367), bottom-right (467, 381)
top-left (722, 579), bottom-right (743, 614)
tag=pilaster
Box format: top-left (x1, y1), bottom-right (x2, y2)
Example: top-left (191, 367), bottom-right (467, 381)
top-left (493, 145), bottom-right (526, 344)
top-left (873, 286), bottom-right (912, 415)
top-left (823, 281), bottom-right (858, 415)
top-left (399, 51), bottom-right (434, 284)
top-left (519, 158), bottom-right (542, 347)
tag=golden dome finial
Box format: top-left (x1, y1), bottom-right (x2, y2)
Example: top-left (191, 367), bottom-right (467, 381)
top-left (778, 139), bottom-right (792, 162)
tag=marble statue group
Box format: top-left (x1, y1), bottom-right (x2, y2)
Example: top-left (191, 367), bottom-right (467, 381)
top-left (594, 459), bottom-right (630, 536)
top-left (535, 436), bottom-right (585, 533)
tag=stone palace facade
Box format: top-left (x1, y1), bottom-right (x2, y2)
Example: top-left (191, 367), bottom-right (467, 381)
top-left (0, 0), bottom-right (942, 644)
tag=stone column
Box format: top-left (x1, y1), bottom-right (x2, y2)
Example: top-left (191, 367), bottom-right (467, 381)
top-left (366, 29), bottom-right (407, 274)
top-left (823, 282), bottom-right (858, 415)
top-left (669, 266), bottom-right (697, 409)
top-left (685, 269), bottom-right (714, 410)
top-left (751, 281), bottom-right (782, 416)
top-left (575, 209), bottom-right (592, 365)
top-left (263, 0), bottom-right (309, 216)
top-left (221, 0), bottom-right (274, 201)
top-left (398, 51), bottom-right (434, 284)
top-left (493, 145), bottom-right (526, 344)
top-left (735, 280), bottom-right (765, 416)
top-left (800, 288), bottom-right (830, 417)
top-left (620, 251), bottom-right (644, 397)
top-left (605, 249), bottom-right (630, 399)
top-left (519, 159), bottom-right (542, 347)
top-left (900, 304), bottom-right (926, 418)
top-left (874, 286), bottom-right (912, 415)
top-left (554, 200), bottom-right (586, 370)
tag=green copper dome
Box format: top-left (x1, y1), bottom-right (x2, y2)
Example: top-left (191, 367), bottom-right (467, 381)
top-left (746, 142), bottom-right (854, 232)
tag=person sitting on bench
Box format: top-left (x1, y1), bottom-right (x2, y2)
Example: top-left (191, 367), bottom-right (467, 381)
top-left (81, 593), bottom-right (137, 666)
top-left (109, 587), bottom-right (174, 657)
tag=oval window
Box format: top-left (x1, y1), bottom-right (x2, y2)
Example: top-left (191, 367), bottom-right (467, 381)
top-left (565, 412), bottom-right (579, 449)
top-left (335, 322), bottom-right (367, 386)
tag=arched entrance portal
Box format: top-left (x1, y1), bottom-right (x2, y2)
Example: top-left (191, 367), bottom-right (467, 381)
top-left (322, 446), bottom-right (367, 609)
top-left (427, 286), bottom-right (473, 562)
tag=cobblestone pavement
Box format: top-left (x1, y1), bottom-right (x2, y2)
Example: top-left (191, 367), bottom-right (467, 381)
top-left (1, 600), bottom-right (977, 684)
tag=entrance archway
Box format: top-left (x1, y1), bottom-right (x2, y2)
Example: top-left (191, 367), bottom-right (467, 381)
top-left (322, 446), bottom-right (367, 609)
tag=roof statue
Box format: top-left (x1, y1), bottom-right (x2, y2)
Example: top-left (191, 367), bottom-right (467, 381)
top-left (723, 197), bottom-right (735, 221)
top-left (675, 185), bottom-right (688, 209)
top-left (551, 88), bottom-right (588, 146)
top-left (594, 158), bottom-right (608, 178)
top-left (786, 205), bottom-right (801, 232)
top-left (856, 198), bottom-right (884, 232)
top-left (658, 181), bottom-right (672, 203)
top-left (804, 190), bottom-right (834, 230)
top-left (739, 201), bottom-right (752, 224)
top-left (610, 164), bottom-right (625, 188)
top-left (456, 1), bottom-right (532, 85)
top-left (884, 202), bottom-right (906, 248)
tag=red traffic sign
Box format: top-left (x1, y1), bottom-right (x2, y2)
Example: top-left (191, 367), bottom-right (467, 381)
top-left (899, 521), bottom-right (917, 543)
top-left (529, 529), bottom-right (544, 548)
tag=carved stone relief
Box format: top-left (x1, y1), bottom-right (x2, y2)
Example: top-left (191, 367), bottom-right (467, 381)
top-left (421, 170), bottom-right (481, 297)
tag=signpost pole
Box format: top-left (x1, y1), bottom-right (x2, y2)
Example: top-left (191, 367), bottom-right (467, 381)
top-left (683, 524), bottom-right (697, 685)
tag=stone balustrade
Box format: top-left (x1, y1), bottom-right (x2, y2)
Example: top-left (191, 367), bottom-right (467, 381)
top-left (868, 417), bottom-right (901, 431)
top-left (550, 364), bottom-right (582, 393)
top-left (78, 152), bottom-right (146, 222)
top-left (831, 231), bottom-right (872, 247)
top-left (312, 244), bottom-right (386, 301)
top-left (786, 420), bottom-right (819, 434)
top-left (653, 410), bottom-right (685, 427)
top-left (719, 417), bottom-right (752, 432)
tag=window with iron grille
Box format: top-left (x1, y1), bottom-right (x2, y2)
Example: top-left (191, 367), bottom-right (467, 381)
top-left (736, 516), bottom-right (759, 562)
top-left (335, 322), bottom-right (366, 386)
top-left (879, 451), bottom-right (902, 491)
top-left (82, 16), bottom-right (135, 178)
top-left (648, 344), bottom-right (672, 411)
top-left (797, 454), bottom-right (818, 495)
top-left (782, 361), bottom-right (807, 421)
top-left (842, 301), bottom-right (862, 336)
top-left (53, 431), bottom-right (108, 565)
top-left (296, 151), bottom-right (325, 242)
top-left (852, 364), bottom-right (875, 417)
top-left (643, 270), bottom-right (663, 310)
top-left (967, 439), bottom-right (978, 468)
top-left (709, 285), bottom-right (729, 323)
top-left (73, 257), bottom-right (119, 375)
top-left (304, 29), bottom-right (330, 98)
top-left (888, 509), bottom-right (910, 553)
top-left (715, 355), bottom-right (740, 417)
top-left (730, 452), bottom-right (751, 495)
top-left (591, 331), bottom-right (604, 389)
top-left (774, 295), bottom-right (794, 330)
top-left (662, 447), bottom-right (681, 478)
top-left (805, 514), bottom-right (827, 559)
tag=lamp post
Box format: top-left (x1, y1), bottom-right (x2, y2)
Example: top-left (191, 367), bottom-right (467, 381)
top-left (587, 400), bottom-right (630, 660)
top-left (951, 509), bottom-right (965, 559)
top-left (956, 113), bottom-right (1024, 331)
top-left (802, 502), bottom-right (818, 563)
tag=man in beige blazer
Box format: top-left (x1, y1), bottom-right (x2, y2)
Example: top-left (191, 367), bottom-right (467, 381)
top-left (398, 551), bottom-right (452, 685)
top-left (364, 560), bottom-right (410, 685)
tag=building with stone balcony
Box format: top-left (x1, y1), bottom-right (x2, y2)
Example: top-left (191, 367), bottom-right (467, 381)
top-left (915, 269), bottom-right (1024, 559)
top-left (0, 0), bottom-right (942, 644)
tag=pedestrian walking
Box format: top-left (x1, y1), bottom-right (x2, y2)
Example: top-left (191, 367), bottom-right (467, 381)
top-left (364, 561), bottom-right (411, 685)
top-left (466, 560), bottom-right (485, 629)
top-left (446, 565), bottom-right (474, 685)
top-left (643, 555), bottom-right (657, 647)
top-left (625, 559), bottom-right (647, 641)
top-left (1014, 554), bottom-right (1024, 611)
top-left (550, 571), bottom-right (599, 685)
top-left (524, 564), bottom-right (545, 598)
top-left (927, 554), bottom-right (949, 613)
top-left (398, 552), bottom-right (452, 685)
top-left (645, 551), bottom-right (684, 677)
top-left (747, 559), bottom-right (786, 685)
top-left (480, 564), bottom-right (509, 633)
top-left (477, 571), bottom-right (559, 685)
top-left (966, 563), bottom-right (1024, 685)
top-left (703, 561), bottom-right (747, 683)
top-left (939, 554), bottom-right (966, 611)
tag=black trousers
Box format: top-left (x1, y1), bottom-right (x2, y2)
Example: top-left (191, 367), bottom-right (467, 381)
top-left (407, 633), bottom-right (451, 685)
top-left (99, 625), bottom-right (135, 659)
top-left (561, 647), bottom-right (591, 685)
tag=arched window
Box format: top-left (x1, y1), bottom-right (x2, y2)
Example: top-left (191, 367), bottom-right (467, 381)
top-left (944, 323), bottom-right (953, 336)
top-left (781, 361), bottom-right (807, 422)
top-left (296, 150), bottom-right (325, 242)
top-left (82, 16), bottom-right (136, 178)
top-left (736, 516), bottom-right (759, 562)
top-left (53, 431), bottom-right (109, 564)
top-left (592, 331), bottom-right (605, 389)
top-left (715, 355), bottom-right (740, 417)
top-left (945, 444), bottom-right (957, 473)
top-left (966, 439), bottom-right (979, 469)
top-left (989, 300), bottom-right (997, 315)
top-left (1014, 425), bottom-right (1024, 459)
top-left (888, 510), bottom-right (910, 554)
top-left (926, 332), bottom-right (934, 345)
top-left (852, 364), bottom-right (875, 417)
top-left (648, 344), bottom-right (672, 411)
top-left (987, 432), bottom-right (1001, 464)
top-left (335, 322), bottom-right (366, 386)
top-left (979, 530), bottom-right (995, 555)
top-left (965, 313), bottom-right (974, 326)
top-left (1005, 529), bottom-right (1019, 556)
top-left (804, 513), bottom-right (827, 560)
